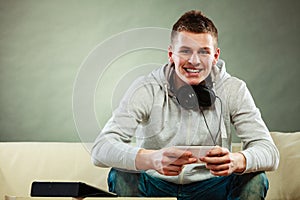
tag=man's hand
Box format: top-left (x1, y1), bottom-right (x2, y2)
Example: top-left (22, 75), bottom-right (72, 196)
top-left (135, 147), bottom-right (197, 176)
top-left (199, 146), bottom-right (246, 176)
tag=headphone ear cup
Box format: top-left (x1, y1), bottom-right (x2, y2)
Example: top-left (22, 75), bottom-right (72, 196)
top-left (175, 84), bottom-right (216, 109)
top-left (193, 85), bottom-right (216, 107)
top-left (175, 85), bottom-right (199, 110)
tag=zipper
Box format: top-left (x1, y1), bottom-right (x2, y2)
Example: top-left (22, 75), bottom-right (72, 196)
top-left (178, 110), bottom-right (192, 184)
top-left (186, 110), bottom-right (192, 144)
top-left (178, 164), bottom-right (187, 184)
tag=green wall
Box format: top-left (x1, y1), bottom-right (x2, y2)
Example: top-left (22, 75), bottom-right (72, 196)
top-left (0, 0), bottom-right (299, 142)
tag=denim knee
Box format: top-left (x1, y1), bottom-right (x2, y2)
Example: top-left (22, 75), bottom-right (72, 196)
top-left (228, 172), bottom-right (269, 200)
top-left (241, 172), bottom-right (269, 200)
top-left (107, 168), bottom-right (141, 197)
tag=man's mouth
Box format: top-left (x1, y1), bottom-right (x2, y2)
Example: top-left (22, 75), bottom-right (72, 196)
top-left (184, 68), bottom-right (202, 73)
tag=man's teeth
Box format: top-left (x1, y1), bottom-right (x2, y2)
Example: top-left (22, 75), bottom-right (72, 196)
top-left (186, 68), bottom-right (200, 73)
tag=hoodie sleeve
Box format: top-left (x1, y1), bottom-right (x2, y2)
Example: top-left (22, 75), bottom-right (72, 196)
top-left (91, 76), bottom-right (155, 170)
top-left (227, 78), bottom-right (279, 173)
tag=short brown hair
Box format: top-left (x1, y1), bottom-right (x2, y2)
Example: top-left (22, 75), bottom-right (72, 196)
top-left (171, 10), bottom-right (218, 47)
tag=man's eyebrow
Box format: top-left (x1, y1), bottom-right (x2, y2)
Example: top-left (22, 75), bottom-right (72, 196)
top-left (179, 46), bottom-right (192, 49)
top-left (199, 47), bottom-right (212, 50)
top-left (179, 46), bottom-right (212, 50)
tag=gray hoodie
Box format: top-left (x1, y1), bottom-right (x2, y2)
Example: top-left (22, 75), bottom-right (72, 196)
top-left (92, 59), bottom-right (279, 184)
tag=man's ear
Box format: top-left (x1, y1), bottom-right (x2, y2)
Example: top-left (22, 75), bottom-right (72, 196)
top-left (168, 45), bottom-right (174, 63)
top-left (213, 48), bottom-right (220, 65)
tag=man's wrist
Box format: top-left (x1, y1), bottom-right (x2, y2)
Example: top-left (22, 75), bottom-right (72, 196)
top-left (234, 152), bottom-right (247, 173)
top-left (135, 148), bottom-right (155, 171)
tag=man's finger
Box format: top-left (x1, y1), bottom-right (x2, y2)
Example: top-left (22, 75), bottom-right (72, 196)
top-left (164, 147), bottom-right (193, 158)
top-left (200, 155), bottom-right (231, 164)
top-left (160, 165), bottom-right (183, 176)
top-left (206, 163), bottom-right (229, 171)
top-left (207, 146), bottom-right (229, 157)
top-left (171, 157), bottom-right (198, 165)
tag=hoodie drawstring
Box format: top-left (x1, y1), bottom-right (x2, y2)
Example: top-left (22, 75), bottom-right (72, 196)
top-left (164, 83), bottom-right (169, 124)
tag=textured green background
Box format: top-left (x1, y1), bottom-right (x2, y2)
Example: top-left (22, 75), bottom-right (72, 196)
top-left (0, 0), bottom-right (299, 142)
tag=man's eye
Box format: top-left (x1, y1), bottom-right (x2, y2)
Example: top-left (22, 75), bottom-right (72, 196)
top-left (179, 50), bottom-right (191, 54)
top-left (199, 50), bottom-right (209, 54)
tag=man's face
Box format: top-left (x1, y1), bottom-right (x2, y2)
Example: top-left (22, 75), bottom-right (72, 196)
top-left (169, 31), bottom-right (220, 85)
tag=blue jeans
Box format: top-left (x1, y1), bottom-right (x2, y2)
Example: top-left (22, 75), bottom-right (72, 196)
top-left (108, 168), bottom-right (269, 200)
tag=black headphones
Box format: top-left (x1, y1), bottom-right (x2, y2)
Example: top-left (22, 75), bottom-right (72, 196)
top-left (169, 69), bottom-right (221, 146)
top-left (171, 74), bottom-right (216, 109)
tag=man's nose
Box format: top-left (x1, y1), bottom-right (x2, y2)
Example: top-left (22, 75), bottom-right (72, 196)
top-left (188, 53), bottom-right (201, 66)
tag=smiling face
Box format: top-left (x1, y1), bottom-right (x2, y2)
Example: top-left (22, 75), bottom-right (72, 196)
top-left (169, 31), bottom-right (220, 86)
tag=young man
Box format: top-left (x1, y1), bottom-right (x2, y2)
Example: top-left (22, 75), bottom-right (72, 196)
top-left (92, 10), bottom-right (279, 199)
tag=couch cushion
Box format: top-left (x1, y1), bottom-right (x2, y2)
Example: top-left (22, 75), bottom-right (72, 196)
top-left (266, 132), bottom-right (300, 200)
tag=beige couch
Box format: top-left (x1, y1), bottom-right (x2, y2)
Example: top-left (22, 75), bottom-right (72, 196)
top-left (1, 132), bottom-right (299, 200)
